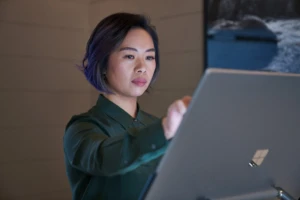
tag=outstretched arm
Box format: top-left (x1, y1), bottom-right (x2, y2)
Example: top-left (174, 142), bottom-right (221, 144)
top-left (64, 118), bottom-right (168, 177)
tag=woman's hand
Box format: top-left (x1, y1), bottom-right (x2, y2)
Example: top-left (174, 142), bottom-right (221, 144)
top-left (162, 96), bottom-right (192, 140)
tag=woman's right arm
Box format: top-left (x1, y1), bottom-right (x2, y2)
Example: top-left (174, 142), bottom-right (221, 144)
top-left (64, 117), bottom-right (168, 177)
top-left (63, 96), bottom-right (191, 177)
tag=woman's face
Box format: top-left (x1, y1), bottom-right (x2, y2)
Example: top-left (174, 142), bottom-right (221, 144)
top-left (106, 28), bottom-right (156, 98)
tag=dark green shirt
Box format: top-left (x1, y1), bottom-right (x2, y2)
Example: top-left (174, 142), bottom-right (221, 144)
top-left (63, 94), bottom-right (169, 200)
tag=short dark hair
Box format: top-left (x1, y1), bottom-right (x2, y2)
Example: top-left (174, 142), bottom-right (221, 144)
top-left (79, 12), bottom-right (160, 93)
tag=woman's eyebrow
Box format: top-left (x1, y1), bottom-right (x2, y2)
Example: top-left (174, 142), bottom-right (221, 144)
top-left (119, 47), bottom-right (155, 52)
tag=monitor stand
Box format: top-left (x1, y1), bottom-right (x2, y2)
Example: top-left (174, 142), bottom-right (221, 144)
top-left (276, 187), bottom-right (297, 200)
top-left (196, 186), bottom-right (296, 200)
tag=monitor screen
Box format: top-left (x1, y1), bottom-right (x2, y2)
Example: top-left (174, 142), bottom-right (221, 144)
top-left (205, 0), bottom-right (300, 73)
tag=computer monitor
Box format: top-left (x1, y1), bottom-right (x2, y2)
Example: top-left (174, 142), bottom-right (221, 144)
top-left (142, 68), bottom-right (300, 200)
top-left (204, 0), bottom-right (300, 73)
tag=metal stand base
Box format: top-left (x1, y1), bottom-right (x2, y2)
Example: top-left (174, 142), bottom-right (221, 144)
top-left (276, 187), bottom-right (296, 200)
top-left (196, 186), bottom-right (297, 200)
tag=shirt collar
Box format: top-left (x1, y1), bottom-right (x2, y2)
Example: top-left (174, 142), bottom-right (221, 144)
top-left (95, 94), bottom-right (146, 127)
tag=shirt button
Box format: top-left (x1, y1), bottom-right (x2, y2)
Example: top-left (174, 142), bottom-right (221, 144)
top-left (124, 160), bottom-right (128, 164)
top-left (151, 144), bottom-right (156, 150)
top-left (134, 119), bottom-right (138, 122)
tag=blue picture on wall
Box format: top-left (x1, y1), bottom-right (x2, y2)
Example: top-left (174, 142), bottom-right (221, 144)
top-left (206, 0), bottom-right (300, 73)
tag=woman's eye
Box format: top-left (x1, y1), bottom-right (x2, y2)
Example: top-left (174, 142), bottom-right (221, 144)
top-left (124, 55), bottom-right (134, 59)
top-left (146, 56), bottom-right (155, 60)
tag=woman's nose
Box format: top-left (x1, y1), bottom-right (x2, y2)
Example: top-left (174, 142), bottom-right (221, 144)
top-left (135, 59), bottom-right (146, 73)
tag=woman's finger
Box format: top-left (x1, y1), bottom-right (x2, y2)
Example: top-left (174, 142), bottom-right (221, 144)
top-left (174, 100), bottom-right (187, 115)
top-left (182, 96), bottom-right (192, 107)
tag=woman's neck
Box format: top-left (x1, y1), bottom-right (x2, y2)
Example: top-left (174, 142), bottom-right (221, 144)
top-left (103, 93), bottom-right (138, 118)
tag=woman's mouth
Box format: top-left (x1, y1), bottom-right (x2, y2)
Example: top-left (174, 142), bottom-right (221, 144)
top-left (132, 78), bottom-right (147, 87)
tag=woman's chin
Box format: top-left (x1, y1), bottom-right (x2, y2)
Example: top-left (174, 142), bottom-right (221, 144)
top-left (129, 88), bottom-right (147, 97)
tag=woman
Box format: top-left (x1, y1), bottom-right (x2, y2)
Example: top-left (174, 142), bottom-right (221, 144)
top-left (63, 12), bottom-right (191, 200)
